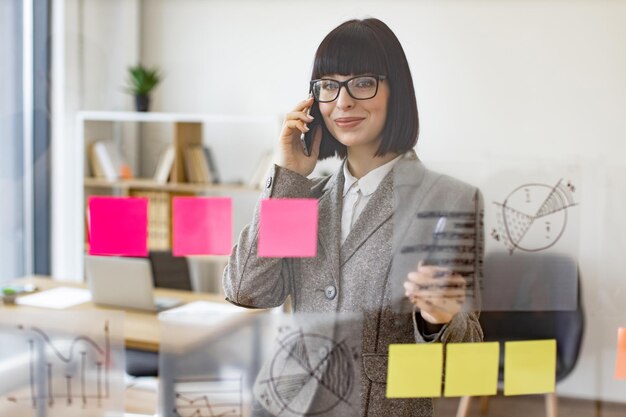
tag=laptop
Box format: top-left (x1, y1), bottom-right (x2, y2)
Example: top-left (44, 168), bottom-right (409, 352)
top-left (85, 255), bottom-right (183, 312)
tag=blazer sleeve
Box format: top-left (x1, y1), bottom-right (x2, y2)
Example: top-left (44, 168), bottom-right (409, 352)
top-left (413, 187), bottom-right (485, 344)
top-left (223, 165), bottom-right (314, 309)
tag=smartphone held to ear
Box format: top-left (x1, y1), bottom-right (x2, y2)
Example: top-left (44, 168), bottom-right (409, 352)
top-left (300, 94), bottom-right (320, 157)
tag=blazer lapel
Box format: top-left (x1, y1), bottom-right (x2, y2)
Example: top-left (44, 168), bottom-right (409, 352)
top-left (340, 170), bottom-right (394, 267)
top-left (317, 168), bottom-right (344, 285)
top-left (390, 152), bottom-right (440, 314)
top-left (391, 151), bottom-right (430, 256)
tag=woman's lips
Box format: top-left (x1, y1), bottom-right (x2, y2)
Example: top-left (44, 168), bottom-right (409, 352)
top-left (335, 117), bottom-right (365, 128)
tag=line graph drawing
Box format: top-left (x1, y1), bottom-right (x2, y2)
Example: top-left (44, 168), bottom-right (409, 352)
top-left (173, 376), bottom-right (243, 417)
top-left (400, 210), bottom-right (481, 300)
top-left (4, 321), bottom-right (111, 409)
top-left (491, 179), bottom-right (578, 254)
top-left (256, 327), bottom-right (358, 416)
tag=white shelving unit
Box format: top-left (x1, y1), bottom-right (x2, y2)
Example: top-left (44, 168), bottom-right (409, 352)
top-left (55, 111), bottom-right (279, 282)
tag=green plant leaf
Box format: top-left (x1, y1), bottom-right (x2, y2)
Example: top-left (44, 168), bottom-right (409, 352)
top-left (125, 64), bottom-right (162, 95)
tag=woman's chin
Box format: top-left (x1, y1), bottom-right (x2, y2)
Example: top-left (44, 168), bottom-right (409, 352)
top-left (336, 136), bottom-right (379, 151)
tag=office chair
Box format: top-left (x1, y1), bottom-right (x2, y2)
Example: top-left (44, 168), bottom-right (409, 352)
top-left (126, 251), bottom-right (192, 377)
top-left (456, 252), bottom-right (585, 417)
top-left (148, 250), bottom-right (193, 290)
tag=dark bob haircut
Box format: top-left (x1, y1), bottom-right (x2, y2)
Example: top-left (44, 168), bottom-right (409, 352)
top-left (311, 18), bottom-right (419, 160)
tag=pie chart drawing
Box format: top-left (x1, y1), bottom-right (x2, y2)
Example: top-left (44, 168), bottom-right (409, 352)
top-left (260, 329), bottom-right (356, 416)
top-left (492, 179), bottom-right (577, 254)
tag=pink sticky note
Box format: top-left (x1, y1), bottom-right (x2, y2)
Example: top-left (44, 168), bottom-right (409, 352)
top-left (172, 197), bottom-right (232, 256)
top-left (258, 199), bottom-right (318, 257)
top-left (615, 328), bottom-right (626, 379)
top-left (88, 197), bottom-right (148, 257)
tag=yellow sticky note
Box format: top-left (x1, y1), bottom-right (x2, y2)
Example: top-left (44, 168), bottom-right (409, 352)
top-left (504, 340), bottom-right (556, 396)
top-left (386, 344), bottom-right (443, 398)
top-left (444, 342), bottom-right (499, 397)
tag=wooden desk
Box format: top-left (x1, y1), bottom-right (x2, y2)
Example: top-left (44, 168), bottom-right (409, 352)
top-left (1, 276), bottom-right (229, 352)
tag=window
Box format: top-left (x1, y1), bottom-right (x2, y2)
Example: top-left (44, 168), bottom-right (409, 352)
top-left (0, 0), bottom-right (26, 283)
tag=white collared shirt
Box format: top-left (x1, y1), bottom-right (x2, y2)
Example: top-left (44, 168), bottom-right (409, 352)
top-left (341, 155), bottom-right (403, 244)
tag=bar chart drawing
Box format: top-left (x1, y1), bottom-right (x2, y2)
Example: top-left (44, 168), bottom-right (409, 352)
top-left (172, 376), bottom-right (243, 417)
top-left (4, 321), bottom-right (111, 409)
top-left (492, 179), bottom-right (578, 254)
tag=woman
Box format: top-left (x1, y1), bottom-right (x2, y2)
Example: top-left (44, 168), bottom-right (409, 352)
top-left (224, 18), bottom-right (484, 416)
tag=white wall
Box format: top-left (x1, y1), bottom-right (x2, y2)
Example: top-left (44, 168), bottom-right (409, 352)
top-left (140, 0), bottom-right (626, 162)
top-left (138, 0), bottom-right (626, 401)
top-left (54, 0), bottom-right (626, 402)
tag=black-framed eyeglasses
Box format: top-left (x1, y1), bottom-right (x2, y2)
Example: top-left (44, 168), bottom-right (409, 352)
top-left (309, 75), bottom-right (387, 103)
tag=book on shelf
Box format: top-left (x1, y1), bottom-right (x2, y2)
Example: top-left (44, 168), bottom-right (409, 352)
top-left (88, 143), bottom-right (105, 179)
top-left (248, 149), bottom-right (276, 189)
top-left (184, 145), bottom-right (213, 184)
top-left (89, 141), bottom-right (117, 181)
top-left (88, 140), bottom-right (133, 181)
top-left (203, 146), bottom-right (220, 184)
top-left (183, 146), bottom-right (199, 183)
top-left (196, 146), bottom-right (212, 183)
top-left (129, 189), bottom-right (195, 250)
top-left (154, 144), bottom-right (176, 184)
top-left (129, 190), bottom-right (171, 250)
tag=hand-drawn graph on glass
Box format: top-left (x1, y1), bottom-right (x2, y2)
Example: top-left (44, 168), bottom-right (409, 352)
top-left (392, 208), bottom-right (483, 314)
top-left (159, 311), bottom-right (361, 417)
top-left (401, 211), bottom-right (481, 276)
top-left (255, 326), bottom-right (359, 416)
top-left (0, 311), bottom-right (124, 417)
top-left (491, 179), bottom-right (578, 254)
top-left (159, 310), bottom-right (260, 417)
top-left (173, 375), bottom-right (243, 417)
top-left (7, 322), bottom-right (111, 408)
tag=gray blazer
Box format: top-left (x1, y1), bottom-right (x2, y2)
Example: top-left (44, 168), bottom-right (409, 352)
top-left (223, 151), bottom-right (484, 416)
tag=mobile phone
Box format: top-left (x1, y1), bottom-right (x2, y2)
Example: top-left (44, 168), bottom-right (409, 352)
top-left (300, 93), bottom-right (319, 157)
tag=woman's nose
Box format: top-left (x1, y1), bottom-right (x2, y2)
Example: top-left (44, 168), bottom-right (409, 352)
top-left (335, 86), bottom-right (354, 110)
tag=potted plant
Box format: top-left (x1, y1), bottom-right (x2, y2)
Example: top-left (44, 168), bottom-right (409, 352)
top-left (2, 287), bottom-right (17, 305)
top-left (126, 64), bottom-right (162, 112)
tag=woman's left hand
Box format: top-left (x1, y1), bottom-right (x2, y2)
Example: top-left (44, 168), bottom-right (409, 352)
top-left (404, 262), bottom-right (466, 324)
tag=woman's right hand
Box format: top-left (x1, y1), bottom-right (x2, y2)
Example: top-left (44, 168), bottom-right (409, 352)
top-left (277, 96), bottom-right (322, 177)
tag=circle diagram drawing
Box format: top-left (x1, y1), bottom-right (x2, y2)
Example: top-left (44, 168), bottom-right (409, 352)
top-left (258, 328), bottom-right (357, 416)
top-left (492, 179), bottom-right (577, 254)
